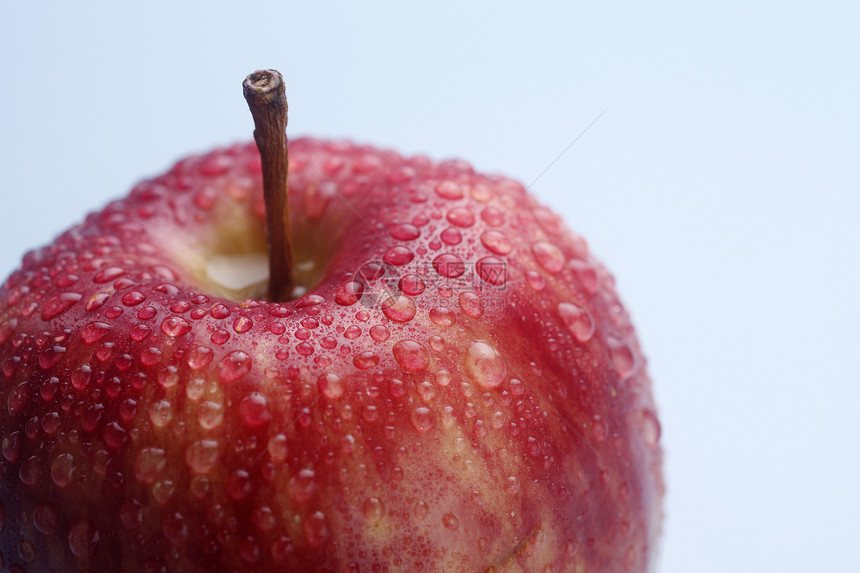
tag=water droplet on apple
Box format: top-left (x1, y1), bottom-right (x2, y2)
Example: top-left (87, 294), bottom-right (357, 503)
top-left (398, 274), bottom-right (426, 295)
top-left (318, 373), bottom-right (345, 400)
top-left (134, 447), bottom-right (167, 484)
top-left (558, 302), bottom-right (595, 343)
top-left (362, 497), bottom-right (386, 523)
top-left (186, 439), bottom-right (220, 474)
top-left (481, 206), bottom-right (505, 226)
top-left (446, 207), bottom-right (475, 227)
top-left (465, 341), bottom-right (506, 389)
top-left (33, 502), bottom-right (60, 535)
top-left (569, 259), bottom-right (599, 294)
top-left (267, 434), bottom-right (289, 462)
top-left (161, 316), bottom-right (191, 338)
top-left (370, 324), bottom-right (390, 342)
top-left (335, 281), bottom-right (364, 306)
top-left (641, 408), bottom-right (661, 448)
top-left (458, 292), bottom-right (483, 318)
top-left (162, 512), bottom-right (188, 545)
top-left (442, 512), bottom-right (460, 530)
top-left (609, 337), bottom-right (636, 379)
top-left (240, 392), bottom-right (272, 428)
top-left (480, 230), bottom-right (512, 255)
top-left (435, 180), bottom-right (464, 200)
top-left (226, 469), bottom-right (253, 501)
top-left (526, 270), bottom-right (546, 291)
top-left (393, 340), bottom-right (429, 371)
top-left (532, 242), bottom-right (565, 273)
top-left (304, 511), bottom-right (330, 547)
top-left (198, 401), bottom-right (225, 430)
top-left (93, 266), bottom-right (125, 284)
top-left (148, 400), bottom-right (173, 428)
top-left (383, 246), bottom-right (415, 266)
top-left (129, 324), bottom-right (152, 342)
top-left (140, 346), bottom-right (163, 367)
top-left (506, 476), bottom-right (521, 494)
top-left (410, 406), bottom-right (435, 432)
top-left (593, 415), bottom-right (609, 441)
top-left (217, 350), bottom-right (252, 383)
top-left (476, 256), bottom-right (507, 285)
top-left (68, 518), bottom-right (99, 558)
top-left (71, 364), bottom-right (92, 390)
top-left (50, 452), bottom-right (75, 487)
top-left (119, 499), bottom-right (143, 530)
top-left (353, 351), bottom-right (380, 370)
top-left (252, 506), bottom-right (277, 531)
top-left (390, 223), bottom-right (421, 241)
top-left (41, 292), bottom-right (82, 321)
top-left (440, 227), bottom-right (462, 245)
top-left (344, 325), bottom-right (362, 339)
top-left (288, 468), bottom-right (316, 503)
top-left (381, 295), bottom-right (416, 322)
top-left (433, 253), bottom-right (465, 278)
top-left (121, 291), bottom-right (146, 306)
top-left (429, 306), bottom-right (456, 327)
top-left (417, 381), bottom-right (437, 402)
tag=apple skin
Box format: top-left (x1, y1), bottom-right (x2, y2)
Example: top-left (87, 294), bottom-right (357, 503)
top-left (0, 138), bottom-right (662, 572)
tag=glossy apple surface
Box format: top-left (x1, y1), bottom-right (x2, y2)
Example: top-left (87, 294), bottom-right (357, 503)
top-left (0, 138), bottom-right (662, 571)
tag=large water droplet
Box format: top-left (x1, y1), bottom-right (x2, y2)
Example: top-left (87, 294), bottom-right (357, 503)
top-left (476, 257), bottom-right (507, 285)
top-left (148, 400), bottom-right (173, 428)
top-left (641, 408), bottom-right (661, 448)
top-left (226, 469), bottom-right (253, 501)
top-left (446, 208), bottom-right (475, 227)
top-left (558, 302), bottom-right (595, 342)
top-left (440, 227), bottom-right (462, 245)
top-left (458, 292), bottom-right (483, 319)
top-left (68, 518), bottom-right (99, 559)
top-left (435, 181), bottom-right (464, 200)
top-left (370, 325), bottom-right (391, 342)
top-left (390, 223), bottom-right (421, 241)
top-left (353, 351), bottom-right (380, 370)
top-left (240, 392), bottom-right (272, 428)
top-left (134, 447), bottom-right (167, 484)
top-left (383, 246), bottom-right (415, 266)
top-left (608, 337), bottom-right (636, 379)
top-left (429, 306), bottom-right (456, 327)
top-left (363, 497), bottom-right (386, 523)
top-left (304, 511), bottom-right (330, 548)
top-left (532, 242), bottom-right (565, 273)
top-left (442, 512), bottom-right (460, 530)
top-left (161, 316), bottom-right (191, 338)
top-left (410, 406), bottom-right (435, 432)
top-left (41, 292), bottom-right (82, 321)
top-left (318, 373), bottom-right (345, 400)
top-left (33, 502), bottom-right (60, 535)
top-left (217, 350), bottom-right (252, 383)
top-left (392, 340), bottom-right (429, 371)
top-left (381, 295), bottom-right (416, 322)
top-left (51, 452), bottom-right (75, 487)
top-left (433, 254), bottom-right (465, 278)
top-left (288, 468), bottom-right (316, 503)
top-left (198, 401), bottom-right (225, 430)
top-left (186, 439), bottom-right (220, 474)
top-left (335, 281), bottom-right (364, 306)
top-left (399, 274), bottom-right (426, 295)
top-left (480, 230), bottom-right (512, 255)
top-left (464, 341), bottom-right (506, 389)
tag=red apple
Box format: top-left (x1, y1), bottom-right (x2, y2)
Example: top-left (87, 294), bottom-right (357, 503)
top-left (0, 71), bottom-right (662, 572)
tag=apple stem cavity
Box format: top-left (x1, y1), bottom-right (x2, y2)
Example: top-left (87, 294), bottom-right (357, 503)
top-left (243, 69), bottom-right (296, 302)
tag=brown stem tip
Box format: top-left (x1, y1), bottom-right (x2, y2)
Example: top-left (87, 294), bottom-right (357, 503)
top-left (243, 69), bottom-right (295, 302)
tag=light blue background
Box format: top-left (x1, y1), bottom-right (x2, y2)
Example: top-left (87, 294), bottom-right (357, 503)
top-left (2, 2), bottom-right (859, 571)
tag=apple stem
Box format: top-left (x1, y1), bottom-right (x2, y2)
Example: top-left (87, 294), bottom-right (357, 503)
top-left (243, 69), bottom-right (296, 302)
